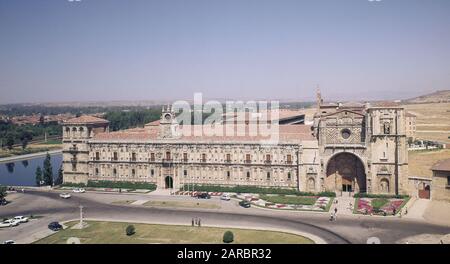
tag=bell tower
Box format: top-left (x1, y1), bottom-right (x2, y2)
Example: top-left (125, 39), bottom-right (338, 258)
top-left (158, 104), bottom-right (180, 139)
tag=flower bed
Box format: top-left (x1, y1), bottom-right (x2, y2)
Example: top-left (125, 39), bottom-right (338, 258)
top-left (355, 197), bottom-right (408, 215)
top-left (236, 193), bottom-right (333, 212)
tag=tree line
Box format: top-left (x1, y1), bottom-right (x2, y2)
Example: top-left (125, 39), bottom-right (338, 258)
top-left (35, 153), bottom-right (63, 186)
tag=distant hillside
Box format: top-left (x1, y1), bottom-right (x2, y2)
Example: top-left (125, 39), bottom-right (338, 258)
top-left (405, 90), bottom-right (450, 103)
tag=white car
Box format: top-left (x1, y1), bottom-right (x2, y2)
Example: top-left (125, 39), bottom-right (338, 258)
top-left (1, 219), bottom-right (20, 227)
top-left (59, 193), bottom-right (71, 199)
top-left (13, 216), bottom-right (29, 223)
top-left (73, 188), bottom-right (85, 193)
top-left (3, 240), bottom-right (15, 244)
top-left (220, 194), bottom-right (231, 201)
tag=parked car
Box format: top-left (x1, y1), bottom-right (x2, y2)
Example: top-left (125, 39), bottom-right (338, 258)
top-left (220, 194), bottom-right (231, 201)
top-left (13, 216), bottom-right (28, 223)
top-left (59, 193), bottom-right (71, 199)
top-left (3, 240), bottom-right (15, 244)
top-left (197, 192), bottom-right (211, 199)
top-left (2, 219), bottom-right (20, 227)
top-left (239, 200), bottom-right (251, 208)
top-left (0, 222), bottom-right (12, 228)
top-left (73, 188), bottom-right (85, 193)
top-left (48, 222), bottom-right (63, 231)
top-left (0, 198), bottom-right (7, 206)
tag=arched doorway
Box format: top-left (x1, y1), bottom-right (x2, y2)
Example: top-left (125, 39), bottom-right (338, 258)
top-left (165, 176), bottom-right (173, 189)
top-left (418, 183), bottom-right (431, 199)
top-left (326, 153), bottom-right (366, 193)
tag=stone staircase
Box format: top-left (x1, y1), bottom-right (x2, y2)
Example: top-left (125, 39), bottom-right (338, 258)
top-left (332, 193), bottom-right (355, 216)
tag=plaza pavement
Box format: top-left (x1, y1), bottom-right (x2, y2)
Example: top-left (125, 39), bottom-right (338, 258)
top-left (1, 190), bottom-right (450, 244)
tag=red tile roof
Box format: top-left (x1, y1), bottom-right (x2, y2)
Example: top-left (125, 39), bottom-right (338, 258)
top-left (92, 124), bottom-right (315, 143)
top-left (65, 115), bottom-right (109, 125)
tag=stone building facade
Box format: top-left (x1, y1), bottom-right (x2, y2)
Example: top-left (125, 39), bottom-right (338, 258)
top-left (63, 93), bottom-right (409, 195)
top-left (431, 159), bottom-right (450, 202)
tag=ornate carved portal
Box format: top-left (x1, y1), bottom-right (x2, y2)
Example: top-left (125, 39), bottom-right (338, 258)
top-left (326, 153), bottom-right (366, 193)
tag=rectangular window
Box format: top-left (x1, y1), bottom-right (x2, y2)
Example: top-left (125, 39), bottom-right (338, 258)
top-left (166, 152), bottom-right (171, 160)
top-left (287, 172), bottom-right (291, 180)
top-left (95, 152), bottom-right (100, 161)
top-left (151, 169), bottom-right (154, 176)
top-left (150, 153), bottom-right (155, 161)
top-left (245, 154), bottom-right (251, 163)
top-left (286, 154), bottom-right (292, 164)
top-left (226, 154), bottom-right (231, 162)
top-left (131, 169), bottom-right (136, 177)
top-left (202, 153), bottom-right (206, 162)
top-left (131, 152), bottom-right (136, 161)
top-left (183, 153), bottom-right (188, 162)
top-left (95, 168), bottom-right (99, 175)
top-left (447, 176), bottom-right (450, 186)
top-left (184, 170), bottom-right (187, 176)
top-left (113, 152), bottom-right (118, 161)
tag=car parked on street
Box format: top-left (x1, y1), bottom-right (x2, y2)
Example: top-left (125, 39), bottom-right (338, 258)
top-left (48, 222), bottom-right (63, 231)
top-left (196, 192), bottom-right (211, 199)
top-left (73, 188), bottom-right (85, 193)
top-left (3, 240), bottom-right (15, 244)
top-left (220, 194), bottom-right (231, 201)
top-left (239, 200), bottom-right (251, 208)
top-left (59, 193), bottom-right (71, 199)
top-left (13, 216), bottom-right (28, 223)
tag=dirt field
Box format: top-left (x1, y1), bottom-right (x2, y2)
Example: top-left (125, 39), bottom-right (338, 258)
top-left (403, 102), bottom-right (450, 143)
top-left (408, 149), bottom-right (450, 177)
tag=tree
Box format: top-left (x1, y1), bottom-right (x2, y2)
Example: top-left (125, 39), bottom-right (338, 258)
top-left (126, 225), bottom-right (135, 236)
top-left (5, 135), bottom-right (14, 150)
top-left (21, 138), bottom-right (28, 150)
top-left (223, 231), bottom-right (234, 243)
top-left (0, 185), bottom-right (7, 201)
top-left (35, 166), bottom-right (43, 186)
top-left (54, 165), bottom-right (63, 186)
top-left (43, 153), bottom-right (53, 186)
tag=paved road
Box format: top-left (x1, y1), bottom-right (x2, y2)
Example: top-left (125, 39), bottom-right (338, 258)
top-left (1, 190), bottom-right (449, 244)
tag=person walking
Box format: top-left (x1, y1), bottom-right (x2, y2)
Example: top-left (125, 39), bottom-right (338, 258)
top-left (191, 218), bottom-right (194, 227)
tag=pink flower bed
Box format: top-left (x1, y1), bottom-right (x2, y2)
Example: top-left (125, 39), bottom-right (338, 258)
top-left (357, 199), bottom-right (373, 214)
top-left (381, 200), bottom-right (404, 214)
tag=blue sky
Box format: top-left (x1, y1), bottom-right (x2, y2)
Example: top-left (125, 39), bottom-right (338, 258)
top-left (0, 0), bottom-right (449, 104)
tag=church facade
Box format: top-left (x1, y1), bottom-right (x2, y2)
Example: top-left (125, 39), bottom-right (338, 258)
top-left (62, 93), bottom-right (409, 195)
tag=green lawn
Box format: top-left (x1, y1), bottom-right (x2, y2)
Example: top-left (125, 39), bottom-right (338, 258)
top-left (260, 194), bottom-right (317, 205)
top-left (34, 221), bottom-right (314, 244)
top-left (143, 200), bottom-right (221, 209)
top-left (371, 198), bottom-right (389, 209)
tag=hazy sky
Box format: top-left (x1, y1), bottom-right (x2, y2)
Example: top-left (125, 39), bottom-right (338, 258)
top-left (1, 0), bottom-right (449, 104)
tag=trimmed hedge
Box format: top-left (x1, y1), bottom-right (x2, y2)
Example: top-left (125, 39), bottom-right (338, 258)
top-left (62, 181), bottom-right (157, 190)
top-left (353, 193), bottom-right (409, 199)
top-left (223, 231), bottom-right (234, 243)
top-left (182, 184), bottom-right (336, 197)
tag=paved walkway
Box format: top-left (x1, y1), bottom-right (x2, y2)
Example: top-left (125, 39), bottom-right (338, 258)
top-left (404, 198), bottom-right (430, 220)
top-left (332, 196), bottom-right (355, 216)
top-left (0, 149), bottom-right (62, 163)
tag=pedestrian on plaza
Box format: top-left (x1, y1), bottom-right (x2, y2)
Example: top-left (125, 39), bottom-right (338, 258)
top-left (191, 218), bottom-right (194, 227)
top-left (198, 218), bottom-right (201, 227)
top-left (334, 207), bottom-right (338, 214)
top-left (330, 212), bottom-right (334, 221)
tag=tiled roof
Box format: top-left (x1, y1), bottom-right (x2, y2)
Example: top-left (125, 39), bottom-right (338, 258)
top-left (92, 124), bottom-right (315, 143)
top-left (65, 115), bottom-right (109, 124)
top-left (431, 158), bottom-right (450, 172)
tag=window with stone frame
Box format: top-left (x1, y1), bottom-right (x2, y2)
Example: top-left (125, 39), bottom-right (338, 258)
top-left (184, 170), bottom-right (187, 177)
top-left (266, 172), bottom-right (271, 180)
top-left (113, 152), bottom-right (118, 161)
top-left (447, 176), bottom-right (450, 186)
top-left (150, 153), bottom-right (155, 161)
top-left (246, 171), bottom-right (251, 180)
top-left (95, 152), bottom-right (100, 161)
top-left (131, 152), bottom-right (137, 161)
top-left (226, 171), bottom-right (231, 180)
top-left (183, 153), bottom-right (188, 162)
top-left (150, 169), bottom-right (154, 177)
top-left (113, 168), bottom-right (117, 176)
top-left (287, 172), bottom-right (291, 180)
top-left (131, 169), bottom-right (136, 177)
top-left (245, 154), bottom-right (251, 163)
top-left (202, 153), bottom-right (207, 162)
top-left (95, 168), bottom-right (99, 176)
top-left (265, 154), bottom-right (271, 163)
top-left (286, 154), bottom-right (292, 164)
top-left (226, 153), bottom-right (231, 162)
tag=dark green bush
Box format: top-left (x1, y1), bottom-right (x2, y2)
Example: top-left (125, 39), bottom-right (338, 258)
top-left (353, 193), bottom-right (409, 199)
top-left (223, 231), bottom-right (234, 243)
top-left (126, 225), bottom-right (135, 236)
